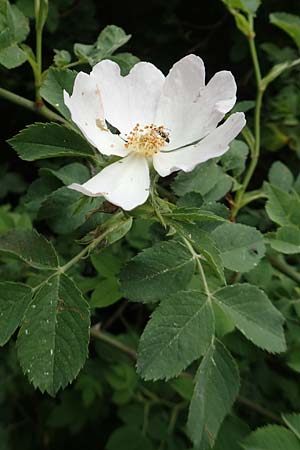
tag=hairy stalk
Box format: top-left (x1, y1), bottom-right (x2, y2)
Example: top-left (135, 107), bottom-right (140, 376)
top-left (59, 212), bottom-right (124, 273)
top-left (232, 16), bottom-right (263, 217)
top-left (0, 87), bottom-right (66, 123)
top-left (181, 235), bottom-right (211, 298)
top-left (150, 174), bottom-right (168, 228)
top-left (32, 213), bottom-right (125, 294)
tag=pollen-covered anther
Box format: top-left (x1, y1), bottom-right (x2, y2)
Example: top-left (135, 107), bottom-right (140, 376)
top-left (125, 123), bottom-right (169, 157)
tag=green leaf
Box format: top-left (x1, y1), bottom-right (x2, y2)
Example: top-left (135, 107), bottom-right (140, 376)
top-left (0, 229), bottom-right (58, 269)
top-left (215, 284), bottom-right (286, 353)
top-left (212, 223), bottom-right (265, 273)
top-left (163, 207), bottom-right (226, 224)
top-left (0, 282), bottom-right (32, 345)
top-left (242, 425), bottom-right (300, 450)
top-left (214, 416), bottom-right (250, 450)
top-left (137, 290), bottom-right (214, 380)
top-left (17, 274), bottom-right (90, 396)
top-left (40, 68), bottom-right (77, 120)
top-left (120, 240), bottom-right (195, 303)
top-left (241, 0), bottom-right (261, 14)
top-left (213, 302), bottom-right (235, 338)
top-left (73, 42), bottom-right (94, 62)
top-left (9, 3), bottom-right (29, 42)
top-left (24, 175), bottom-right (61, 214)
top-left (38, 187), bottom-right (103, 235)
top-left (187, 341), bottom-right (240, 448)
top-left (294, 173), bottom-right (300, 194)
top-left (0, 205), bottom-right (32, 234)
top-left (108, 52), bottom-right (139, 75)
top-left (8, 123), bottom-right (95, 161)
top-left (74, 25), bottom-right (132, 67)
top-left (221, 0), bottom-right (261, 15)
top-left (270, 226), bottom-right (300, 254)
top-left (106, 426), bottom-right (154, 450)
top-left (270, 13), bottom-right (300, 50)
top-left (53, 49), bottom-right (71, 67)
top-left (232, 100), bottom-right (255, 113)
top-left (15, 0), bottom-right (35, 18)
top-left (268, 161), bottom-right (294, 192)
top-left (174, 222), bottom-right (225, 282)
top-left (0, 1), bottom-right (29, 68)
top-left (265, 184), bottom-right (300, 227)
top-left (172, 160), bottom-right (219, 196)
top-left (106, 216), bottom-right (133, 245)
top-left (90, 277), bottom-right (122, 308)
top-left (0, 169), bottom-right (26, 198)
top-left (40, 162), bottom-right (90, 186)
top-left (172, 160), bottom-right (231, 201)
top-left (0, 43), bottom-right (26, 68)
top-left (170, 376), bottom-right (194, 401)
top-left (96, 25), bottom-right (131, 56)
top-left (282, 413), bottom-right (300, 440)
top-left (221, 140), bottom-right (249, 176)
top-left (91, 247), bottom-right (122, 277)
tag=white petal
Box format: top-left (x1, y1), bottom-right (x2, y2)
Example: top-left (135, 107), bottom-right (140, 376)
top-left (69, 153), bottom-right (150, 211)
top-left (64, 71), bottom-right (127, 157)
top-left (159, 54), bottom-right (205, 101)
top-left (153, 112), bottom-right (246, 177)
top-left (156, 61), bottom-right (237, 150)
top-left (91, 60), bottom-right (165, 135)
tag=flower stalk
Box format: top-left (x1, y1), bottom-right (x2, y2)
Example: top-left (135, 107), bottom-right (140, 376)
top-left (0, 87), bottom-right (66, 123)
top-left (233, 15), bottom-right (263, 217)
top-left (34, 0), bottom-right (48, 102)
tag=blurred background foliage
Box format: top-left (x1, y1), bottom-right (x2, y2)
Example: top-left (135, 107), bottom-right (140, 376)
top-left (1, 0), bottom-right (300, 449)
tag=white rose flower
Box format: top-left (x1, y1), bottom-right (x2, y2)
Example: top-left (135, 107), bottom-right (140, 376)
top-left (64, 54), bottom-right (246, 211)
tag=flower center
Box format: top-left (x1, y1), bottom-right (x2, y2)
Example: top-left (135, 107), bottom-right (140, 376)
top-left (124, 124), bottom-right (169, 157)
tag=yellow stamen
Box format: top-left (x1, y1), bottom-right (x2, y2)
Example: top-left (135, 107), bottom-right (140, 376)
top-left (125, 123), bottom-right (169, 157)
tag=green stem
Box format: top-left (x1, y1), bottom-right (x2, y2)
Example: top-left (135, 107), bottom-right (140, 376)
top-left (181, 236), bottom-right (211, 298)
top-left (167, 403), bottom-right (186, 434)
top-left (0, 87), bottom-right (66, 123)
top-left (261, 57), bottom-right (300, 90)
top-left (140, 386), bottom-right (175, 408)
top-left (63, 60), bottom-right (84, 69)
top-left (238, 190), bottom-right (267, 208)
top-left (35, 30), bottom-right (42, 101)
top-left (59, 213), bottom-right (124, 273)
top-left (150, 174), bottom-right (168, 228)
top-left (142, 402), bottom-right (150, 435)
top-left (34, 0), bottom-right (44, 101)
top-left (248, 16), bottom-right (262, 85)
top-left (32, 214), bottom-right (125, 295)
top-left (268, 254), bottom-right (300, 284)
top-left (90, 325), bottom-right (137, 361)
top-left (238, 395), bottom-right (283, 424)
top-left (233, 16), bottom-right (264, 217)
top-left (242, 126), bottom-right (255, 156)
